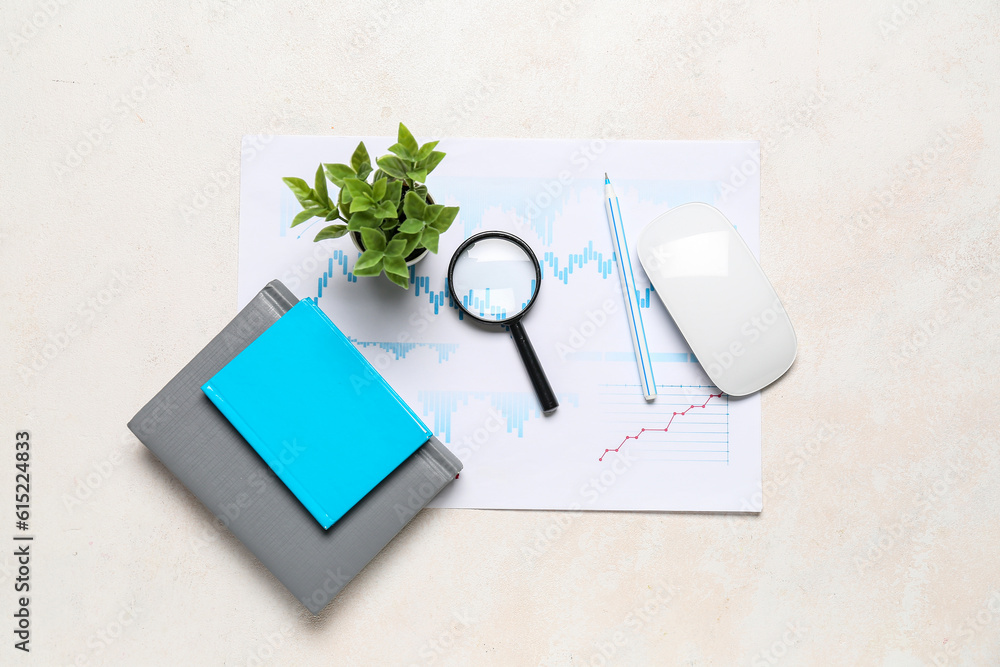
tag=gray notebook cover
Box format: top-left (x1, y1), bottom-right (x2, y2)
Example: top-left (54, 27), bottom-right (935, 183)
top-left (127, 279), bottom-right (462, 614)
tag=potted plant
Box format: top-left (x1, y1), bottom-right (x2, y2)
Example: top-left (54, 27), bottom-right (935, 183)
top-left (282, 123), bottom-right (459, 289)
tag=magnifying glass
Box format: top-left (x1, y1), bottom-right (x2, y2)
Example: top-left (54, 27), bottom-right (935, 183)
top-left (447, 231), bottom-right (558, 414)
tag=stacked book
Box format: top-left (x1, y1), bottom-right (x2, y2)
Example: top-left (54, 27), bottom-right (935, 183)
top-left (128, 280), bottom-right (461, 614)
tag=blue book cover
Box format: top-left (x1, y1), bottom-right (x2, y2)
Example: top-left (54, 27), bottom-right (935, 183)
top-left (201, 298), bottom-right (434, 529)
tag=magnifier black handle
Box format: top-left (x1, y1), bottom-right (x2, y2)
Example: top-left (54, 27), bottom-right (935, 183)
top-left (509, 320), bottom-right (558, 414)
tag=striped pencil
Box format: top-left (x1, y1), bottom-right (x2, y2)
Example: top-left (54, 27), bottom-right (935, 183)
top-left (604, 173), bottom-right (657, 401)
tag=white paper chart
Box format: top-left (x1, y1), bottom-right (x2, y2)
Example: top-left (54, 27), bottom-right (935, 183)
top-left (239, 136), bottom-right (762, 512)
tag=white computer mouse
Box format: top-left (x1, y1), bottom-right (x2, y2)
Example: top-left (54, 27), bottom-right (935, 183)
top-left (636, 203), bottom-right (796, 396)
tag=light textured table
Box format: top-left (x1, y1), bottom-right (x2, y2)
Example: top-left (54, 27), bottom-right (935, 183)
top-left (2, 2), bottom-right (998, 665)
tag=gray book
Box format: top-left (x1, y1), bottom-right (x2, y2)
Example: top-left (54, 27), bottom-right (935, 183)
top-left (127, 280), bottom-right (462, 614)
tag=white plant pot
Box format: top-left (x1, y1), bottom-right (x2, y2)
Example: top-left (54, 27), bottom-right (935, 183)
top-left (349, 231), bottom-right (430, 267)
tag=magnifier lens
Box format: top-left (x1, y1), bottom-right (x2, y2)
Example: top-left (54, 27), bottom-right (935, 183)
top-left (448, 231), bottom-right (558, 414)
top-left (450, 237), bottom-right (538, 322)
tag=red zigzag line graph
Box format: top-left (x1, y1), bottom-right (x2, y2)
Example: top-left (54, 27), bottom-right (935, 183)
top-left (598, 393), bottom-right (724, 462)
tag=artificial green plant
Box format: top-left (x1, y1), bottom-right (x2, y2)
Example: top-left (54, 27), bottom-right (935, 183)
top-left (282, 123), bottom-right (458, 289)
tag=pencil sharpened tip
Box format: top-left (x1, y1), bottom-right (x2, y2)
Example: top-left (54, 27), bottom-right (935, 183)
top-left (604, 172), bottom-right (610, 184)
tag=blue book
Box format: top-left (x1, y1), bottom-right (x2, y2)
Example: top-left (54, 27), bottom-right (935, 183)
top-left (201, 298), bottom-right (434, 529)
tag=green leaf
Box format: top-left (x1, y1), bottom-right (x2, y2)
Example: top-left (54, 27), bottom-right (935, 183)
top-left (303, 189), bottom-right (327, 208)
top-left (383, 252), bottom-right (409, 284)
top-left (361, 227), bottom-right (387, 252)
top-left (416, 140), bottom-right (439, 161)
top-left (283, 177), bottom-right (313, 204)
top-left (349, 195), bottom-right (374, 213)
top-left (397, 123), bottom-right (419, 156)
top-left (322, 164), bottom-right (355, 188)
top-left (431, 206), bottom-right (459, 232)
top-left (350, 142), bottom-right (371, 173)
top-left (417, 151), bottom-right (446, 176)
top-left (420, 227), bottom-right (440, 253)
top-left (339, 187), bottom-right (353, 215)
top-left (372, 177), bottom-right (387, 201)
top-left (402, 190), bottom-right (427, 221)
top-left (385, 180), bottom-right (403, 205)
top-left (388, 142), bottom-right (415, 161)
top-left (397, 218), bottom-right (425, 234)
top-left (314, 164), bottom-right (329, 206)
top-left (400, 233), bottom-right (421, 257)
top-left (314, 224), bottom-right (347, 241)
top-left (325, 210), bottom-right (341, 221)
top-left (347, 210), bottom-right (377, 231)
top-left (406, 169), bottom-right (428, 184)
top-left (380, 218), bottom-right (399, 231)
top-left (424, 204), bottom-right (444, 222)
top-left (354, 254), bottom-right (383, 273)
top-left (376, 155), bottom-right (409, 180)
top-left (354, 249), bottom-right (383, 271)
top-left (413, 184), bottom-right (428, 199)
top-left (357, 163), bottom-right (372, 181)
top-left (344, 178), bottom-right (372, 198)
top-left (385, 237), bottom-right (407, 257)
top-left (372, 200), bottom-right (398, 219)
top-left (384, 269), bottom-right (409, 289)
top-left (291, 207), bottom-right (326, 227)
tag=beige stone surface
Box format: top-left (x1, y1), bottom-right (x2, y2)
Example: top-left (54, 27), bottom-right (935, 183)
top-left (2, 1), bottom-right (998, 665)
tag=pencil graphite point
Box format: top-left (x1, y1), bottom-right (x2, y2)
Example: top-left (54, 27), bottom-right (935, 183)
top-left (604, 172), bottom-right (610, 184)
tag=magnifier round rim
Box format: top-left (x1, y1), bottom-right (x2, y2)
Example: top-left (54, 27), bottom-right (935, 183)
top-left (447, 230), bottom-right (542, 325)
